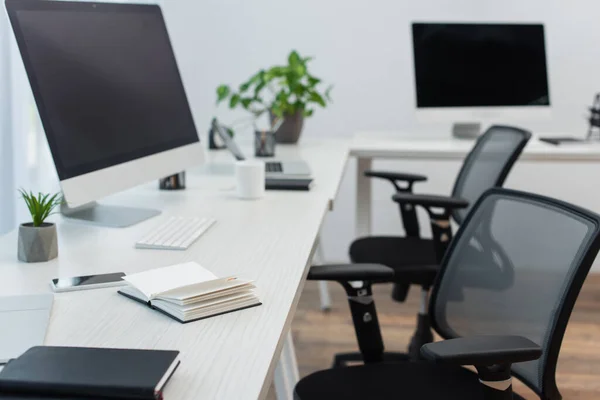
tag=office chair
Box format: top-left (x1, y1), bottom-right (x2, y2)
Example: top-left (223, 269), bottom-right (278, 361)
top-left (337, 125), bottom-right (532, 363)
top-left (297, 188), bottom-right (600, 400)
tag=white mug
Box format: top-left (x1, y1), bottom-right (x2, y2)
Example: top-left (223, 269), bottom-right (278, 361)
top-left (235, 160), bottom-right (265, 199)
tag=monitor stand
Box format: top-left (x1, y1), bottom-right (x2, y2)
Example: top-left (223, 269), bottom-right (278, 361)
top-left (60, 202), bottom-right (161, 228)
top-left (452, 122), bottom-right (481, 139)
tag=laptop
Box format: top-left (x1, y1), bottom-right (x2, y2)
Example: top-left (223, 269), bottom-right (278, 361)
top-left (212, 119), bottom-right (312, 178)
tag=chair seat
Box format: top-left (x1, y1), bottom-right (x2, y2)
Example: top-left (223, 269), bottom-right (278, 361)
top-left (349, 236), bottom-right (439, 286)
top-left (294, 362), bottom-right (526, 400)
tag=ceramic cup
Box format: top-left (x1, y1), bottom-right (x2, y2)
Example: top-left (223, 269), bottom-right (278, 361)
top-left (235, 160), bottom-right (265, 200)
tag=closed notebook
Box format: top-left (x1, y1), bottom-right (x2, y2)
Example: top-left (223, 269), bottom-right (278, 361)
top-left (0, 346), bottom-right (180, 400)
top-left (118, 262), bottom-right (261, 323)
top-left (265, 177), bottom-right (313, 191)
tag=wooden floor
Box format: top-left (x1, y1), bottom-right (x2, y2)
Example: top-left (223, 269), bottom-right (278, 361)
top-left (267, 274), bottom-right (600, 399)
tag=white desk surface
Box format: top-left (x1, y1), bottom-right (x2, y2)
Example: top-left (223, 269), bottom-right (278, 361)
top-left (0, 138), bottom-right (349, 400)
top-left (351, 131), bottom-right (600, 161)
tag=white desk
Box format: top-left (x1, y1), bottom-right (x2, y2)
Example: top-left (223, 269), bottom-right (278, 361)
top-left (350, 132), bottom-right (600, 237)
top-left (0, 138), bottom-right (349, 400)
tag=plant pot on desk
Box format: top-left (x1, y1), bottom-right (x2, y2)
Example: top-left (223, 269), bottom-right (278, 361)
top-left (18, 222), bottom-right (58, 263)
top-left (272, 110), bottom-right (304, 144)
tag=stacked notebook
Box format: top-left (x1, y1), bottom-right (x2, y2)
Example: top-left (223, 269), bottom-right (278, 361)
top-left (119, 262), bottom-right (261, 323)
top-left (0, 346), bottom-right (180, 399)
top-left (265, 177), bottom-right (313, 191)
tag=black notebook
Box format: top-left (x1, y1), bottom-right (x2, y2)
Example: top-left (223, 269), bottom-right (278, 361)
top-left (0, 346), bottom-right (180, 400)
top-left (265, 178), bottom-right (313, 191)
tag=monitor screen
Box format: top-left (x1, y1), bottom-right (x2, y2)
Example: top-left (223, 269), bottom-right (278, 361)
top-left (7, 2), bottom-right (199, 180)
top-left (412, 23), bottom-right (550, 108)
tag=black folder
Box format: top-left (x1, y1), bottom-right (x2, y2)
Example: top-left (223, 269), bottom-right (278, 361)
top-left (0, 346), bottom-right (180, 399)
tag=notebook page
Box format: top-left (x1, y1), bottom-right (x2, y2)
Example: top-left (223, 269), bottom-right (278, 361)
top-left (159, 282), bottom-right (256, 306)
top-left (123, 262), bottom-right (218, 299)
top-left (153, 290), bottom-right (256, 313)
top-left (158, 277), bottom-right (252, 301)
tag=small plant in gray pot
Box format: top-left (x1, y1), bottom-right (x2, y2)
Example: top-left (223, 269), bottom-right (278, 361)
top-left (17, 190), bottom-right (62, 263)
top-left (216, 50), bottom-right (333, 144)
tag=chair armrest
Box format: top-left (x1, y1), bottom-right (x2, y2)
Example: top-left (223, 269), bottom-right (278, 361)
top-left (365, 170), bottom-right (427, 184)
top-left (308, 264), bottom-right (394, 282)
top-left (366, 171), bottom-right (427, 238)
top-left (392, 193), bottom-right (469, 263)
top-left (421, 335), bottom-right (542, 366)
top-left (392, 193), bottom-right (469, 210)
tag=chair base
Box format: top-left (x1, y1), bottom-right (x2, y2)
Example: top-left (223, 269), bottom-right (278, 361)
top-left (332, 351), bottom-right (411, 368)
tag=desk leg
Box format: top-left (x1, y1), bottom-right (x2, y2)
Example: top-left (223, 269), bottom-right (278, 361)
top-left (274, 331), bottom-right (300, 400)
top-left (314, 237), bottom-right (332, 311)
top-left (356, 157), bottom-right (373, 238)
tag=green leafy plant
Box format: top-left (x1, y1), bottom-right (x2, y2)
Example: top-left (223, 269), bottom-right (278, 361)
top-left (216, 50), bottom-right (332, 128)
top-left (19, 190), bottom-right (63, 227)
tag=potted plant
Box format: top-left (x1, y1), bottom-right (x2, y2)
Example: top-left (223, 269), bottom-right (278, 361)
top-left (17, 190), bottom-right (62, 263)
top-left (216, 50), bottom-right (332, 144)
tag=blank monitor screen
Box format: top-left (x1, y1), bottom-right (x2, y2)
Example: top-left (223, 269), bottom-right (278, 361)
top-left (7, 2), bottom-right (199, 180)
top-left (412, 23), bottom-right (550, 108)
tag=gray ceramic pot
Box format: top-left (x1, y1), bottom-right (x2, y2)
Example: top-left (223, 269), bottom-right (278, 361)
top-left (272, 110), bottom-right (304, 144)
top-left (18, 222), bottom-right (58, 263)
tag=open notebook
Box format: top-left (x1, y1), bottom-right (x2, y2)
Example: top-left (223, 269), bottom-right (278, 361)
top-left (118, 262), bottom-right (261, 323)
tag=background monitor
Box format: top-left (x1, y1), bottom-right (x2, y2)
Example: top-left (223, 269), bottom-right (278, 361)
top-left (6, 1), bottom-right (204, 226)
top-left (411, 22), bottom-right (551, 124)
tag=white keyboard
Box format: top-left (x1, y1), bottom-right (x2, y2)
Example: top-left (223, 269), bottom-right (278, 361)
top-left (135, 216), bottom-right (217, 250)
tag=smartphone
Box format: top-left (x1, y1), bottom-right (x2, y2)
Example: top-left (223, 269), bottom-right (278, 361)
top-left (50, 272), bottom-right (127, 292)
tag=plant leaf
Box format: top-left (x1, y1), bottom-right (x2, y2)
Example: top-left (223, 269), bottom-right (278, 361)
top-left (19, 189), bottom-right (62, 226)
top-left (265, 66), bottom-right (286, 80)
top-left (254, 80), bottom-right (266, 97)
top-left (240, 97), bottom-right (254, 109)
top-left (307, 76), bottom-right (321, 87)
top-left (303, 109), bottom-right (314, 117)
top-left (308, 91), bottom-right (326, 107)
top-left (229, 94), bottom-right (241, 108)
top-left (240, 70), bottom-right (264, 92)
top-left (216, 85), bottom-right (230, 104)
top-left (288, 50), bottom-right (301, 67)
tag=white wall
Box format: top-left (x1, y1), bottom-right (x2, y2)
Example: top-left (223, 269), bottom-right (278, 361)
top-left (161, 0), bottom-right (600, 263)
top-left (163, 0), bottom-right (600, 136)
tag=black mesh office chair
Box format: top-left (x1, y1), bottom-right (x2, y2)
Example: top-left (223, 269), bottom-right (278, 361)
top-left (297, 188), bottom-right (600, 400)
top-left (338, 125), bottom-right (532, 363)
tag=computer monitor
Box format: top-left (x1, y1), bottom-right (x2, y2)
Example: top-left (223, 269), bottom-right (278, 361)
top-left (411, 22), bottom-right (551, 125)
top-left (6, 0), bottom-right (204, 227)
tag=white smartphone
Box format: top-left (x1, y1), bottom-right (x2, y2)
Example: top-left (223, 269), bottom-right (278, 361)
top-left (50, 272), bottom-right (127, 292)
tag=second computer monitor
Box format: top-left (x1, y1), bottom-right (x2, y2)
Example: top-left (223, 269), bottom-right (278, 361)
top-left (411, 22), bottom-right (551, 122)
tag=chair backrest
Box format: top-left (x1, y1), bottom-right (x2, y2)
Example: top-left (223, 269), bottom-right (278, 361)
top-left (430, 189), bottom-right (600, 400)
top-left (451, 125), bottom-right (531, 224)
